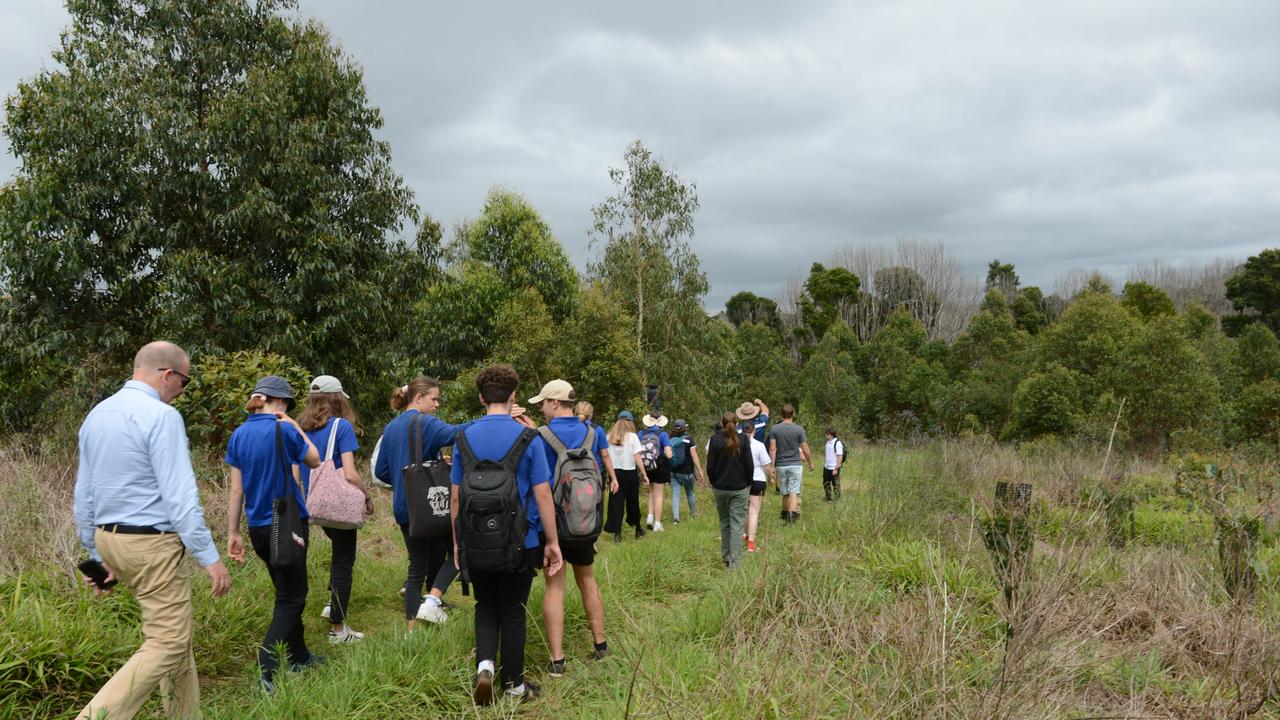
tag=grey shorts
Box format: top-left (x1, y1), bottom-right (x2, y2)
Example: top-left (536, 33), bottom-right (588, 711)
top-left (777, 465), bottom-right (804, 495)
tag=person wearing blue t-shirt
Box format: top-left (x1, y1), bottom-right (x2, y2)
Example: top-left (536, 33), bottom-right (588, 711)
top-left (225, 376), bottom-right (321, 690)
top-left (374, 376), bottom-right (475, 628)
top-left (450, 365), bottom-right (563, 705)
top-left (752, 399), bottom-right (770, 441)
top-left (297, 375), bottom-right (371, 644)
top-left (574, 401), bottom-right (619, 489)
top-left (530, 381), bottom-right (613, 678)
top-left (640, 414), bottom-right (674, 532)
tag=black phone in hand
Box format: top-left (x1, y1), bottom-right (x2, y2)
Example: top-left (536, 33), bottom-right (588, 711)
top-left (78, 559), bottom-right (118, 589)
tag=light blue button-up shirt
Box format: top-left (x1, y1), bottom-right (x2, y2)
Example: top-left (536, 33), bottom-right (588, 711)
top-left (74, 380), bottom-right (220, 567)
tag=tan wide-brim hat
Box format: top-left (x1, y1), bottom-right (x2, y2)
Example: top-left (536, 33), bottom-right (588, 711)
top-left (641, 413), bottom-right (669, 428)
top-left (735, 402), bottom-right (760, 421)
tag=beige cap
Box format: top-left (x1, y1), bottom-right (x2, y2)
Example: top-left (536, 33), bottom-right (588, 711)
top-left (529, 379), bottom-right (576, 404)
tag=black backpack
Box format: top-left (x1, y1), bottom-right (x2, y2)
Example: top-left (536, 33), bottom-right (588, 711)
top-left (538, 426), bottom-right (603, 549)
top-left (454, 427), bottom-right (536, 575)
top-left (403, 414), bottom-right (452, 539)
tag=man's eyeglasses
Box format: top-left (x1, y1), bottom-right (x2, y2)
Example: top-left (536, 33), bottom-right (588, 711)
top-left (159, 368), bottom-right (191, 388)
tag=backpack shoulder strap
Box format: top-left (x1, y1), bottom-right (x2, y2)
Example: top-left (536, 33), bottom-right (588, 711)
top-left (577, 427), bottom-right (594, 452)
top-left (454, 428), bottom-right (478, 471)
top-left (538, 425), bottom-right (568, 456)
top-left (499, 427), bottom-right (536, 473)
top-left (407, 413), bottom-right (423, 465)
top-left (325, 418), bottom-right (340, 462)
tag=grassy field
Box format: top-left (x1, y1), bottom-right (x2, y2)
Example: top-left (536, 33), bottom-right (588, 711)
top-left (3, 438), bottom-right (1280, 719)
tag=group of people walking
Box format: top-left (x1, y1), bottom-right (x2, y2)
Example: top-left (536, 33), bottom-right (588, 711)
top-left (71, 340), bottom-right (849, 718)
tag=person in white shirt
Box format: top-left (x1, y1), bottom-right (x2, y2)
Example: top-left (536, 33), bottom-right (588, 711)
top-left (823, 428), bottom-right (845, 501)
top-left (604, 411), bottom-right (649, 541)
top-left (744, 423), bottom-right (773, 553)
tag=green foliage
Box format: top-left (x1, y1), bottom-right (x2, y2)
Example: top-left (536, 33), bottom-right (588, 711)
top-left (1112, 317), bottom-right (1220, 450)
top-left (1120, 281), bottom-right (1176, 319)
top-left (1232, 323), bottom-right (1280, 386)
top-left (724, 291), bottom-right (781, 333)
top-left (1224, 248), bottom-right (1280, 335)
top-left (799, 262), bottom-right (860, 343)
top-left (730, 322), bottom-right (799, 410)
top-left (1009, 286), bottom-right (1048, 334)
top-left (803, 322), bottom-right (862, 424)
top-left (1132, 497), bottom-right (1214, 546)
top-left (410, 261), bottom-right (509, 379)
top-left (590, 140), bottom-right (707, 408)
top-left (1004, 363), bottom-right (1088, 441)
top-left (1232, 379), bottom-right (1280, 443)
top-left (462, 187), bottom-right (579, 322)
top-left (173, 349), bottom-right (311, 448)
top-left (985, 259), bottom-right (1019, 296)
top-left (952, 290), bottom-right (1032, 434)
top-left (0, 0), bottom-right (419, 428)
top-left (1038, 291), bottom-right (1135, 388)
top-left (862, 309), bottom-right (950, 437)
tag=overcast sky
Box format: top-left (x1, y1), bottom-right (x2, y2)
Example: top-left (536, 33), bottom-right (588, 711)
top-left (3, 1), bottom-right (1278, 309)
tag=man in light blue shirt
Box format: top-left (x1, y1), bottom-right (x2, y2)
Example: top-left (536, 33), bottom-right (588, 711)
top-left (73, 341), bottom-right (229, 720)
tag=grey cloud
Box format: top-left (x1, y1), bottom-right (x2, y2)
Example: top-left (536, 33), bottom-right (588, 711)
top-left (3, 0), bottom-right (1278, 310)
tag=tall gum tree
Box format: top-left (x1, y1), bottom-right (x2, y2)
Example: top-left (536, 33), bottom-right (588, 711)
top-left (589, 140), bottom-right (705, 400)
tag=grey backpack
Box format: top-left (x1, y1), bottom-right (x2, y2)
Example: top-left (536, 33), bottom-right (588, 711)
top-left (537, 426), bottom-right (604, 549)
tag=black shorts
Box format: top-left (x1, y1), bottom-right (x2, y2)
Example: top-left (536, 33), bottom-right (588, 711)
top-left (540, 533), bottom-right (596, 566)
top-left (750, 480), bottom-right (767, 497)
top-left (647, 465), bottom-right (671, 484)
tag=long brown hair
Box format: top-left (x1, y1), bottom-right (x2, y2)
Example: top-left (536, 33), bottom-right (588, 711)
top-left (300, 392), bottom-right (361, 434)
top-left (390, 376), bottom-right (442, 411)
top-left (721, 412), bottom-right (741, 457)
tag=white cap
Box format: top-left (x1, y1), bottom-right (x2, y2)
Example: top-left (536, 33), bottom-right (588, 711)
top-left (309, 375), bottom-right (349, 398)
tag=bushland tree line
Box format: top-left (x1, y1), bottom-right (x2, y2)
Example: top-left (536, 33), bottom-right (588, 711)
top-left (2, 0), bottom-right (1278, 457)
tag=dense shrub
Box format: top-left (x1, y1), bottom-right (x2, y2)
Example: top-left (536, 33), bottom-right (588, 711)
top-left (173, 350), bottom-right (311, 449)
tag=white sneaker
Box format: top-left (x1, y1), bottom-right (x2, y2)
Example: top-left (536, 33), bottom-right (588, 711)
top-left (328, 626), bottom-right (364, 644)
top-left (320, 604), bottom-right (331, 620)
top-left (416, 602), bottom-right (447, 624)
top-left (653, 521), bottom-right (665, 532)
top-left (398, 587), bottom-right (406, 598)
top-left (646, 514), bottom-right (654, 529)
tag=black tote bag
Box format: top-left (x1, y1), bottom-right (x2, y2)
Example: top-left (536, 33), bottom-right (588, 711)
top-left (270, 423), bottom-right (307, 569)
top-left (403, 414), bottom-right (453, 539)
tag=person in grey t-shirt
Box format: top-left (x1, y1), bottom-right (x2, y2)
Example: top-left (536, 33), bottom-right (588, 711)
top-left (768, 404), bottom-right (813, 524)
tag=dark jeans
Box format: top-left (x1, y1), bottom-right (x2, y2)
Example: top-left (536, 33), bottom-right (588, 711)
top-left (823, 467), bottom-right (842, 499)
top-left (248, 523), bottom-right (312, 677)
top-left (471, 558), bottom-right (536, 688)
top-left (604, 468), bottom-right (641, 533)
top-left (400, 524), bottom-right (459, 618)
top-left (322, 526), bottom-right (357, 624)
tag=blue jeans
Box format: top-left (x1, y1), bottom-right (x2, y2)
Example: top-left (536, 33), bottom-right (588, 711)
top-left (671, 472), bottom-right (696, 520)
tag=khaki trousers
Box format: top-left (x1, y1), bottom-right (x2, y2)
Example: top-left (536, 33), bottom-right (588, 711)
top-left (77, 530), bottom-right (200, 720)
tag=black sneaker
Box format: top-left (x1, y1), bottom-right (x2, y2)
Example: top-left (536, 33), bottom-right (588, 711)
top-left (289, 654), bottom-right (325, 672)
top-left (547, 658), bottom-right (566, 677)
top-left (635, 526), bottom-right (646, 539)
top-left (613, 532), bottom-right (623, 543)
top-left (672, 517), bottom-right (680, 524)
top-left (474, 669), bottom-right (495, 706)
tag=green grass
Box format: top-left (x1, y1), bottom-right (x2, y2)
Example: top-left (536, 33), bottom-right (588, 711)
top-left (5, 444), bottom-right (1280, 718)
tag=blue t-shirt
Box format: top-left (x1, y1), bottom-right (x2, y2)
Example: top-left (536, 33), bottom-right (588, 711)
top-left (299, 417), bottom-right (359, 493)
top-left (451, 414), bottom-right (550, 549)
top-left (225, 413), bottom-right (309, 527)
top-left (753, 413), bottom-right (769, 442)
top-left (583, 420), bottom-right (609, 471)
top-left (375, 409), bottom-right (472, 526)
top-left (542, 416), bottom-right (600, 487)
top-left (642, 427), bottom-right (671, 449)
